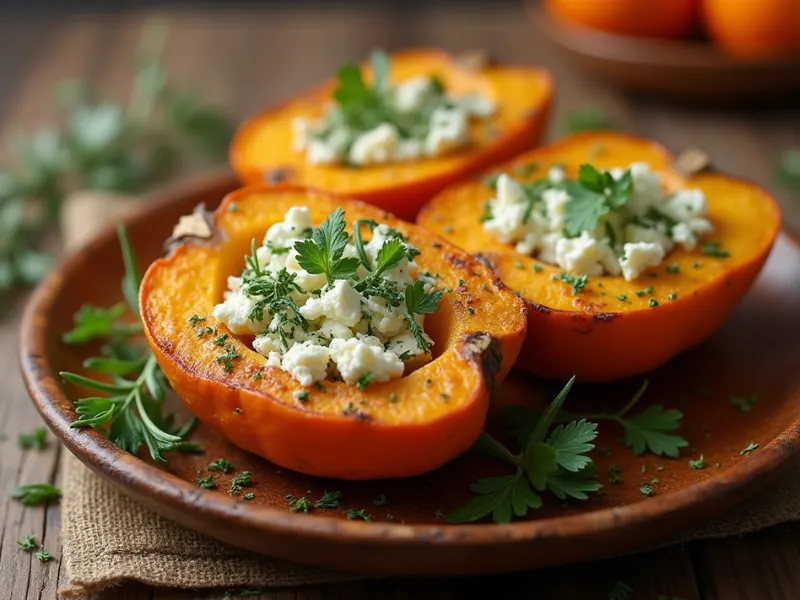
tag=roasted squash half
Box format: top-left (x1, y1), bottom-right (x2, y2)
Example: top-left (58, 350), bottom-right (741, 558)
top-left (140, 186), bottom-right (527, 479)
top-left (417, 132), bottom-right (782, 382)
top-left (230, 49), bottom-right (553, 221)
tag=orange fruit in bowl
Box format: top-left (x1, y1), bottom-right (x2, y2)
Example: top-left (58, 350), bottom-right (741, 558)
top-left (702, 0), bottom-right (800, 60)
top-left (545, 0), bottom-right (698, 39)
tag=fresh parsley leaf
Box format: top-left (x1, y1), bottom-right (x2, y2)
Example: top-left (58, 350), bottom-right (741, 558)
top-left (701, 241), bottom-right (729, 258)
top-left (621, 405), bottom-right (688, 458)
top-left (639, 483), bottom-right (654, 497)
top-left (450, 377), bottom-right (600, 523)
top-left (403, 280), bottom-right (442, 353)
top-left (17, 535), bottom-right (38, 551)
top-left (35, 547), bottom-right (53, 562)
top-left (62, 228), bottom-right (195, 464)
top-left (546, 419), bottom-right (598, 472)
top-left (294, 208), bottom-right (360, 285)
top-left (563, 165), bottom-right (632, 237)
top-left (61, 303), bottom-right (140, 344)
top-left (18, 427), bottom-right (48, 450)
top-left (11, 483), bottom-right (62, 506)
top-left (373, 238), bottom-right (407, 276)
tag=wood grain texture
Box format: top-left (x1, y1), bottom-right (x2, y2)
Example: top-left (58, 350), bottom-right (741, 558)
top-left (0, 3), bottom-right (799, 599)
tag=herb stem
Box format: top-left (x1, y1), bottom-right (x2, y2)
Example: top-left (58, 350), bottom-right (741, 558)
top-left (352, 220), bottom-right (372, 272)
top-left (615, 379), bottom-right (649, 419)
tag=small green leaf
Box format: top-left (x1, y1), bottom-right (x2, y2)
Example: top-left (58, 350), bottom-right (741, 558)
top-left (522, 441), bottom-right (558, 491)
top-left (11, 483), bottom-right (62, 506)
top-left (369, 49), bottom-right (390, 91)
top-left (622, 405), bottom-right (688, 458)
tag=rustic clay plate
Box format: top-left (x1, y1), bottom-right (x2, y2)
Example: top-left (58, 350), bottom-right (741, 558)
top-left (20, 171), bottom-right (800, 575)
top-left (529, 6), bottom-right (800, 103)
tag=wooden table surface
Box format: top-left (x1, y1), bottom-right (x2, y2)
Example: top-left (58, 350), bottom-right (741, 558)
top-left (1, 4), bottom-right (799, 599)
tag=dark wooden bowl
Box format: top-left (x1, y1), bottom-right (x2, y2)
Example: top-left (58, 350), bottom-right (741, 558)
top-left (19, 171), bottom-right (800, 574)
top-left (530, 6), bottom-right (800, 103)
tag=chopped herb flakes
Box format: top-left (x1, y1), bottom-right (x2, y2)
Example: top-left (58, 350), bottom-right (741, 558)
top-left (702, 241), bottom-right (729, 258)
top-left (639, 483), bottom-right (654, 497)
top-left (740, 442), bottom-right (759, 455)
top-left (689, 454), bottom-right (706, 470)
top-left (649, 298), bottom-right (659, 307)
top-left (197, 475), bottom-right (216, 490)
top-left (229, 471), bottom-right (252, 495)
top-left (286, 494), bottom-right (313, 513)
top-left (559, 272), bottom-right (588, 295)
top-left (315, 490), bottom-right (344, 509)
top-left (296, 390), bottom-right (309, 402)
top-left (345, 508), bottom-right (372, 521)
top-left (208, 458), bottom-right (234, 473)
top-left (608, 464), bottom-right (622, 484)
top-left (17, 535), bottom-right (38, 551)
top-left (730, 394), bottom-right (758, 413)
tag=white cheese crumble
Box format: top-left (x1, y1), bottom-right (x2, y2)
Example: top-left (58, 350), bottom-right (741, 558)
top-left (213, 206), bottom-right (441, 387)
top-left (293, 73), bottom-right (495, 167)
top-left (481, 163), bottom-right (715, 281)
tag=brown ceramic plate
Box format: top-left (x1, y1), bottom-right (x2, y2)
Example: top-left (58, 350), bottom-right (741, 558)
top-left (529, 6), bottom-right (800, 103)
top-left (19, 171), bottom-right (800, 575)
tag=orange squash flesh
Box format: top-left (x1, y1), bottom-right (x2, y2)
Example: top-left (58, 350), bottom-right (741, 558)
top-left (140, 186), bottom-right (527, 479)
top-left (230, 49), bottom-right (553, 222)
top-left (417, 132), bottom-right (782, 382)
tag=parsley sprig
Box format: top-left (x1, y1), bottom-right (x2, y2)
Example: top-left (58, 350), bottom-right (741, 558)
top-left (294, 208), bottom-right (360, 286)
top-left (508, 380), bottom-right (689, 458)
top-left (404, 280), bottom-right (442, 354)
top-left (448, 377), bottom-right (602, 523)
top-left (60, 227), bottom-right (197, 464)
top-left (11, 483), bottom-right (62, 506)
top-left (563, 164), bottom-right (632, 237)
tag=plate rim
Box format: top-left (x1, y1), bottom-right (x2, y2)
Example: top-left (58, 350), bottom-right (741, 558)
top-left (18, 171), bottom-right (800, 567)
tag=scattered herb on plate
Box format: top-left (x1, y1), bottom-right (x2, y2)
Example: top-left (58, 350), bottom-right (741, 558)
top-left (11, 483), bottom-right (62, 506)
top-left (448, 377), bottom-right (602, 524)
top-left (60, 227), bottom-right (197, 464)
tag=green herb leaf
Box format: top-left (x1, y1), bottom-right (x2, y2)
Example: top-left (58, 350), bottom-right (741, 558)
top-left (373, 238), bottom-right (407, 276)
top-left (370, 49), bottom-right (390, 92)
top-left (18, 427), bottom-right (48, 450)
top-left (546, 419), bottom-right (598, 472)
top-left (208, 458), bottom-right (234, 473)
top-left (17, 535), bottom-right (38, 551)
top-left (563, 165), bottom-right (631, 237)
top-left (314, 490), bottom-right (343, 509)
top-left (546, 462), bottom-right (603, 500)
top-left (35, 547), bottom-right (53, 562)
top-left (561, 107), bottom-right (618, 135)
top-left (11, 483), bottom-right (62, 506)
top-left (622, 405), bottom-right (688, 458)
top-left (294, 208), bottom-right (360, 285)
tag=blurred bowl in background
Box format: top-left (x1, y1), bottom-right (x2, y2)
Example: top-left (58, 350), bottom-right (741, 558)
top-left (529, 5), bottom-right (800, 103)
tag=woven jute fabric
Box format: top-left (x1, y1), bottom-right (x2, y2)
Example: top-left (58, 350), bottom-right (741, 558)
top-left (59, 453), bottom-right (800, 598)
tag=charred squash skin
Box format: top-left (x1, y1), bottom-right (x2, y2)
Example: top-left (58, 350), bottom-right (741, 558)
top-left (417, 133), bottom-right (782, 382)
top-left (230, 49), bottom-right (553, 222)
top-left (140, 185), bottom-right (527, 479)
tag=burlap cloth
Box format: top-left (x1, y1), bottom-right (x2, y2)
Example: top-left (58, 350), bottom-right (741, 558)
top-left (56, 192), bottom-right (800, 598)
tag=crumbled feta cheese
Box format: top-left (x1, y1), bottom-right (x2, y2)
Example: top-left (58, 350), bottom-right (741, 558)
top-left (329, 336), bottom-right (405, 385)
top-left (661, 189), bottom-right (708, 222)
top-left (299, 279), bottom-right (363, 327)
top-left (556, 232), bottom-right (620, 277)
top-left (264, 206), bottom-right (312, 249)
top-left (620, 242), bottom-right (665, 281)
top-left (622, 162), bottom-right (663, 217)
top-left (348, 123), bottom-right (400, 166)
top-left (548, 165), bottom-right (566, 183)
top-left (543, 188), bottom-right (571, 230)
top-left (212, 292), bottom-right (266, 335)
top-left (281, 342), bottom-right (331, 386)
top-left (392, 76), bottom-right (435, 112)
top-left (458, 92), bottom-right (495, 117)
top-left (480, 161), bottom-right (716, 280)
top-left (624, 223), bottom-right (674, 254)
top-left (214, 205), bottom-right (439, 387)
top-left (425, 107), bottom-right (469, 157)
